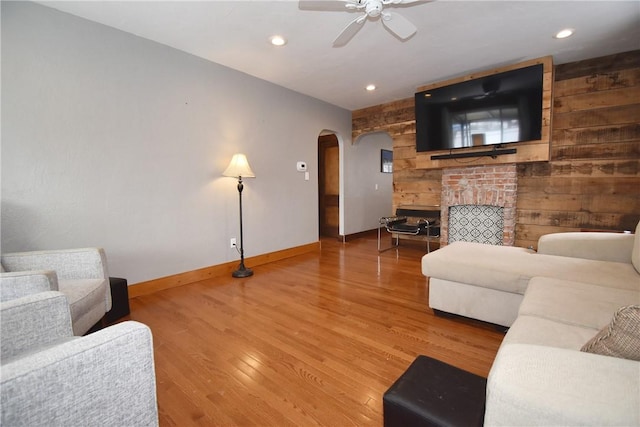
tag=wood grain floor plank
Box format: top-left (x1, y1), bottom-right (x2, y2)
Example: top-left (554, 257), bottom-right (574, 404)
top-left (125, 234), bottom-right (505, 426)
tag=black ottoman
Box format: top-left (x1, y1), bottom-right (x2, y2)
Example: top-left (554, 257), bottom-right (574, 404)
top-left (383, 355), bottom-right (487, 427)
top-left (105, 277), bottom-right (130, 324)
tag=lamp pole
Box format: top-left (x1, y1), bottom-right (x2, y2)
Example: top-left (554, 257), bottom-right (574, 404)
top-left (222, 153), bottom-right (255, 278)
top-left (233, 175), bottom-right (253, 278)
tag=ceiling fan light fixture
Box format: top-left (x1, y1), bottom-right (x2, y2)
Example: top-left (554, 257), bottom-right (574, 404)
top-left (554, 28), bottom-right (574, 39)
top-left (269, 35), bottom-right (287, 46)
top-left (305, 0), bottom-right (424, 46)
top-left (365, 0), bottom-right (383, 17)
top-left (366, 84), bottom-right (376, 91)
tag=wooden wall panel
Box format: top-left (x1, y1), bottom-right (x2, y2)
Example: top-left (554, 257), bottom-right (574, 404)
top-left (552, 124), bottom-right (640, 146)
top-left (518, 51), bottom-right (640, 248)
top-left (552, 104), bottom-right (640, 129)
top-left (553, 69), bottom-right (640, 97)
top-left (553, 51), bottom-right (640, 81)
top-left (554, 86), bottom-right (640, 112)
top-left (352, 98), bottom-right (415, 141)
top-left (352, 50), bottom-right (640, 248)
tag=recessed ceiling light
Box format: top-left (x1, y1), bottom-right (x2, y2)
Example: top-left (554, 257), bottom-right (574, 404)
top-left (366, 84), bottom-right (376, 91)
top-left (269, 35), bottom-right (287, 46)
top-left (554, 28), bottom-right (575, 39)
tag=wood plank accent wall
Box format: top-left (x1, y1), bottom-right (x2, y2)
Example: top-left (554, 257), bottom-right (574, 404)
top-left (518, 51), bottom-right (640, 248)
top-left (352, 50), bottom-right (640, 249)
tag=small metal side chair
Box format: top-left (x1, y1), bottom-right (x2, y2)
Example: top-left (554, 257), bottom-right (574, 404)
top-left (378, 206), bottom-right (440, 253)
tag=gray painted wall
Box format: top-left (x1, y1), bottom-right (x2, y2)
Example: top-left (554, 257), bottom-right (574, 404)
top-left (342, 132), bottom-right (393, 234)
top-left (1, 1), bottom-right (393, 284)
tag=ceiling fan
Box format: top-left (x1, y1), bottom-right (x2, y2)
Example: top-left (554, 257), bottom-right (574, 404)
top-left (299, 0), bottom-right (428, 47)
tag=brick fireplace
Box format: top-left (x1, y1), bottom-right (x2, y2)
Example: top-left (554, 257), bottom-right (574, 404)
top-left (440, 164), bottom-right (517, 246)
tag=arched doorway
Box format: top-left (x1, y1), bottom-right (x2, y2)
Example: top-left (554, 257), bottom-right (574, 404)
top-left (318, 133), bottom-right (339, 238)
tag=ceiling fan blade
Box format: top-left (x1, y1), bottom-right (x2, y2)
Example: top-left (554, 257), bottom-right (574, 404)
top-left (333, 15), bottom-right (366, 47)
top-left (385, 0), bottom-right (432, 4)
top-left (298, 0), bottom-right (357, 11)
top-left (381, 11), bottom-right (417, 40)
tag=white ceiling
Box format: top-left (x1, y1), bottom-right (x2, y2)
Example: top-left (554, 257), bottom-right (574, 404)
top-left (37, 0), bottom-right (640, 111)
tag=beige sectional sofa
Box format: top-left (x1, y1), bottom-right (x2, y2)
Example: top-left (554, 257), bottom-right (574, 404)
top-left (423, 227), bottom-right (638, 327)
top-left (422, 222), bottom-right (640, 425)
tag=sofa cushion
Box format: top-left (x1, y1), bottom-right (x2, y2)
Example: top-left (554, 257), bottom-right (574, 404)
top-left (538, 230), bottom-right (635, 263)
top-left (519, 277), bottom-right (640, 330)
top-left (581, 305), bottom-right (640, 361)
top-left (501, 314), bottom-right (598, 350)
top-left (422, 241), bottom-right (639, 295)
top-left (422, 243), bottom-right (538, 294)
top-left (485, 344), bottom-right (640, 426)
top-left (58, 279), bottom-right (108, 335)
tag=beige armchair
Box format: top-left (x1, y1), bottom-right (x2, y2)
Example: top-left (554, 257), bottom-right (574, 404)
top-left (1, 291), bottom-right (158, 426)
top-left (0, 248), bottom-right (112, 335)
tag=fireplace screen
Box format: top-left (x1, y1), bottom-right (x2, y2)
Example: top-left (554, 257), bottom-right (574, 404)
top-left (448, 205), bottom-right (504, 245)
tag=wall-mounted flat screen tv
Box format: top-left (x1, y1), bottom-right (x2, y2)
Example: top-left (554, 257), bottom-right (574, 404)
top-left (415, 64), bottom-right (544, 153)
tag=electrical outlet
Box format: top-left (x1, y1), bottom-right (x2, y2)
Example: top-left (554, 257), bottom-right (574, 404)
top-left (230, 238), bottom-right (236, 248)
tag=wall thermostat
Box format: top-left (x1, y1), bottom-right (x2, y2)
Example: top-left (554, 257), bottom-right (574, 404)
top-left (296, 161), bottom-right (307, 172)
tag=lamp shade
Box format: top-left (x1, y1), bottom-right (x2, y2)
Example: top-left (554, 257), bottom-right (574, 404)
top-left (222, 153), bottom-right (255, 178)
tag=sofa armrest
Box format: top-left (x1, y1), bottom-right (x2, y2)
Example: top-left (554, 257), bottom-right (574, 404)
top-left (1, 248), bottom-right (109, 280)
top-left (537, 232), bottom-right (634, 263)
top-left (485, 344), bottom-right (640, 426)
top-left (0, 270), bottom-right (58, 302)
top-left (1, 321), bottom-right (158, 427)
top-left (0, 291), bottom-right (73, 360)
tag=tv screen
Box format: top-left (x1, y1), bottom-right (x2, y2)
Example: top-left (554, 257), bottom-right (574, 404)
top-left (415, 64), bottom-right (543, 153)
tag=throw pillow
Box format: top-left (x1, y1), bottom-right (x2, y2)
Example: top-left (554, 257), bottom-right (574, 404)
top-left (581, 305), bottom-right (640, 361)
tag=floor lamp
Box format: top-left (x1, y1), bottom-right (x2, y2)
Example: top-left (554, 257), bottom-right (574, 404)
top-left (223, 153), bottom-right (256, 278)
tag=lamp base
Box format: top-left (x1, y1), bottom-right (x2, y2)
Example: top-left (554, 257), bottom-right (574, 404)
top-left (232, 265), bottom-right (253, 278)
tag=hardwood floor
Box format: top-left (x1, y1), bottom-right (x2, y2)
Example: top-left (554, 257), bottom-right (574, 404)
top-left (126, 233), bottom-right (505, 426)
